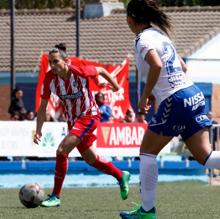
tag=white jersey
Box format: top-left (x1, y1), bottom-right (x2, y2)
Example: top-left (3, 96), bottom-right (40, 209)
top-left (135, 27), bottom-right (193, 104)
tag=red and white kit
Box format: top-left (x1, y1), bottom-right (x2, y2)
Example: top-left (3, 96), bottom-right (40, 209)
top-left (41, 65), bottom-right (101, 152)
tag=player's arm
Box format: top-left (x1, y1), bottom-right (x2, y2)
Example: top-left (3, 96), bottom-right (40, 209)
top-left (178, 56), bottom-right (188, 73)
top-left (105, 105), bottom-right (113, 117)
top-left (139, 49), bottom-right (162, 112)
top-left (34, 98), bottom-right (48, 144)
top-left (95, 66), bottom-right (121, 92)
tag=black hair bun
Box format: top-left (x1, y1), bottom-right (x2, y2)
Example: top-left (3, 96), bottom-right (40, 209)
top-left (55, 43), bottom-right (66, 52)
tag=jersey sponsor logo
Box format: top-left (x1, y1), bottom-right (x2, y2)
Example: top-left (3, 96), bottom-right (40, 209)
top-left (183, 92), bottom-right (205, 110)
top-left (168, 73), bottom-right (185, 88)
top-left (195, 115), bottom-right (209, 123)
top-left (59, 91), bottom-right (83, 100)
top-left (172, 125), bottom-right (186, 133)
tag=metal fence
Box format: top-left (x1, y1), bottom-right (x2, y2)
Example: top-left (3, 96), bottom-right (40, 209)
top-left (208, 124), bottom-right (220, 185)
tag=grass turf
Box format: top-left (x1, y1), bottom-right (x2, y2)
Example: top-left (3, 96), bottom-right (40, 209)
top-left (0, 181), bottom-right (220, 219)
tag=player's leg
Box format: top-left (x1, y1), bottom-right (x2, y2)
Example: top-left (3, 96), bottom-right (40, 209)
top-left (120, 129), bottom-right (172, 219)
top-left (79, 145), bottom-right (130, 200)
top-left (53, 133), bottom-right (81, 196)
top-left (72, 114), bottom-right (130, 200)
top-left (80, 146), bottom-right (123, 180)
top-left (41, 133), bottom-right (80, 207)
top-left (185, 128), bottom-right (220, 169)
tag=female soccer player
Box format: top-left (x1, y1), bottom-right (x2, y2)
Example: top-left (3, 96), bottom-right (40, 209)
top-left (120, 0), bottom-right (220, 218)
top-left (34, 47), bottom-right (130, 207)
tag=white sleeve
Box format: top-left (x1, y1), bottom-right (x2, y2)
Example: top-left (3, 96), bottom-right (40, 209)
top-left (136, 36), bottom-right (155, 60)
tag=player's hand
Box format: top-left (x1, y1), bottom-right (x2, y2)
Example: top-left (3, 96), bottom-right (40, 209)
top-left (33, 132), bottom-right (42, 145)
top-left (97, 82), bottom-right (108, 88)
top-left (148, 95), bottom-right (156, 106)
top-left (111, 85), bottom-right (121, 92)
top-left (97, 82), bottom-right (120, 92)
top-left (138, 96), bottom-right (152, 113)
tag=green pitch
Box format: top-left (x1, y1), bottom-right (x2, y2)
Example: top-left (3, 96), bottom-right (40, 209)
top-left (0, 181), bottom-right (220, 219)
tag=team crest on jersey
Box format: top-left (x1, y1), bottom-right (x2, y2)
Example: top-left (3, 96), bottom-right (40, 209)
top-left (72, 80), bottom-right (77, 87)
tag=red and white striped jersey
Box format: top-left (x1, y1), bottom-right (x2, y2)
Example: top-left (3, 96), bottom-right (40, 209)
top-left (41, 65), bottom-right (100, 126)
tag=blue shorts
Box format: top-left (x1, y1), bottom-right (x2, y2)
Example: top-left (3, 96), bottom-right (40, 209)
top-left (149, 85), bottom-right (212, 141)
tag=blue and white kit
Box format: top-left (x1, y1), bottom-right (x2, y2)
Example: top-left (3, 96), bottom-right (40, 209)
top-left (135, 28), bottom-right (212, 140)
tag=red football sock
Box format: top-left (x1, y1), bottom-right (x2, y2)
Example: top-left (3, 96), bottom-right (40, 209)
top-left (52, 153), bottom-right (68, 197)
top-left (91, 156), bottom-right (123, 181)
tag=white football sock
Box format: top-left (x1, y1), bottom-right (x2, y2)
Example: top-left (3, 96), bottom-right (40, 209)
top-left (205, 151), bottom-right (220, 169)
top-left (140, 153), bottom-right (158, 212)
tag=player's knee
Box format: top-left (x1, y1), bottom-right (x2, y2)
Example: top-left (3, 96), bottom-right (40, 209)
top-left (56, 135), bottom-right (79, 156)
top-left (56, 146), bottom-right (69, 156)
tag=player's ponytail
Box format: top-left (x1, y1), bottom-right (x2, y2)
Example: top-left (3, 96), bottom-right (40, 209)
top-left (127, 0), bottom-right (172, 36)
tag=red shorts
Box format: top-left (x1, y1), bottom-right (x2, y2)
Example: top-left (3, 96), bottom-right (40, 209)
top-left (68, 115), bottom-right (100, 154)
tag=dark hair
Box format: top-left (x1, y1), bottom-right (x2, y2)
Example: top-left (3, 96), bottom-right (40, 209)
top-left (126, 109), bottom-right (133, 115)
top-left (49, 43), bottom-right (67, 59)
top-left (95, 92), bottom-right (104, 100)
top-left (136, 111), bottom-right (145, 116)
top-left (12, 87), bottom-right (22, 97)
top-left (55, 43), bottom-right (67, 53)
top-left (127, 0), bottom-right (171, 36)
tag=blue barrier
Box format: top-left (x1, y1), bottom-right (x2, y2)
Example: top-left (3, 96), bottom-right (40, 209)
top-left (0, 160), bottom-right (206, 175)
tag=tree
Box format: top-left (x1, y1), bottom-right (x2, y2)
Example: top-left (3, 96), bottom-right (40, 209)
top-left (159, 0), bottom-right (220, 6)
top-left (0, 0), bottom-right (9, 9)
top-left (0, 0), bottom-right (74, 9)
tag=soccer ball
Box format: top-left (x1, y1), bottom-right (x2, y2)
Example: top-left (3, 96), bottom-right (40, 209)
top-left (19, 183), bottom-right (45, 208)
